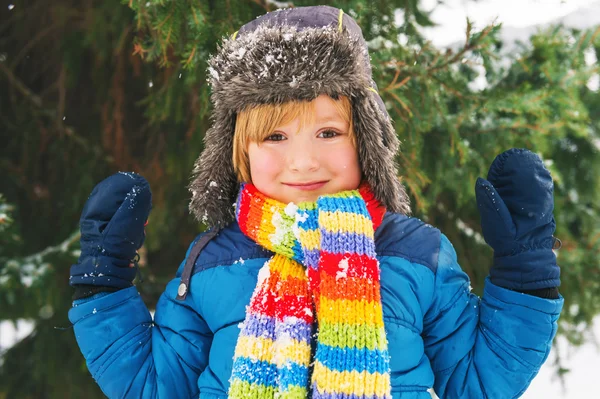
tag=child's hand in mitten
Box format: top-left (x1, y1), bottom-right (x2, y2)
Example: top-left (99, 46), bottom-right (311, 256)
top-left (70, 172), bottom-right (152, 289)
top-left (475, 148), bottom-right (560, 291)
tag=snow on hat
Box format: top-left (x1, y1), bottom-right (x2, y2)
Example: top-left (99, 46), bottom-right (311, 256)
top-left (189, 5), bottom-right (410, 226)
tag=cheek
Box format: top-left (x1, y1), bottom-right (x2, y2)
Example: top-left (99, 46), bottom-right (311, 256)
top-left (332, 146), bottom-right (361, 184)
top-left (248, 144), bottom-right (283, 182)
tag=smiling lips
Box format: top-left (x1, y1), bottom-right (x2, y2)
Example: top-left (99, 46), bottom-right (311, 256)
top-left (283, 181), bottom-right (328, 191)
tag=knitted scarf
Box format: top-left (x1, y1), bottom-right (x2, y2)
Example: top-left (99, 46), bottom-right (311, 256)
top-left (229, 182), bottom-right (391, 399)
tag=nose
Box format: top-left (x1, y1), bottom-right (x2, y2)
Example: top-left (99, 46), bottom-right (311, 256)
top-left (287, 137), bottom-right (319, 173)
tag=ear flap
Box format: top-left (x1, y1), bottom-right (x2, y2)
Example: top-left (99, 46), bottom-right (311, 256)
top-left (352, 92), bottom-right (411, 216)
top-left (189, 112), bottom-right (239, 226)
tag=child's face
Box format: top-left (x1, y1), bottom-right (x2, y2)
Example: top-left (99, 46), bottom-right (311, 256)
top-left (248, 94), bottom-right (361, 204)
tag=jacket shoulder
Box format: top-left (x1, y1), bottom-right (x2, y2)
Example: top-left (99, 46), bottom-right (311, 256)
top-left (183, 222), bottom-right (272, 276)
top-left (181, 213), bottom-right (442, 276)
top-left (375, 212), bottom-right (442, 273)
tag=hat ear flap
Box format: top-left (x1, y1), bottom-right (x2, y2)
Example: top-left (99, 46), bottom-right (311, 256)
top-left (189, 112), bottom-right (239, 226)
top-left (352, 93), bottom-right (411, 216)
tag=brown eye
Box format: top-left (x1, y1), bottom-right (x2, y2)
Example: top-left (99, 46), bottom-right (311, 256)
top-left (318, 129), bottom-right (340, 139)
top-left (265, 133), bottom-right (286, 142)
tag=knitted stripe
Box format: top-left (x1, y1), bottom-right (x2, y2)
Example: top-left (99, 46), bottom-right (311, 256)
top-left (320, 230), bottom-right (377, 256)
top-left (317, 322), bottom-right (388, 351)
top-left (235, 336), bottom-right (311, 365)
top-left (318, 252), bottom-right (381, 281)
top-left (314, 344), bottom-right (390, 373)
top-left (233, 357), bottom-right (310, 387)
top-left (311, 387), bottom-right (391, 399)
top-left (317, 297), bottom-right (384, 326)
top-left (229, 380), bottom-right (276, 398)
top-left (230, 183), bottom-right (391, 399)
top-left (242, 314), bottom-right (312, 342)
top-left (231, 358), bottom-right (278, 386)
top-left (301, 248), bottom-right (320, 270)
top-left (311, 361), bottom-right (391, 397)
top-left (298, 229), bottom-right (320, 250)
top-left (318, 211), bottom-right (374, 235)
top-left (319, 272), bottom-right (382, 302)
top-left (229, 380), bottom-right (306, 399)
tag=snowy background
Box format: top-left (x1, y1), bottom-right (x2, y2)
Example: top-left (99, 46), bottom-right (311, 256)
top-left (418, 1), bottom-right (600, 397)
top-left (2, 1), bottom-right (599, 397)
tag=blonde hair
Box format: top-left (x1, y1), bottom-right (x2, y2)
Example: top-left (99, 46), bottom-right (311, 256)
top-left (233, 95), bottom-right (354, 182)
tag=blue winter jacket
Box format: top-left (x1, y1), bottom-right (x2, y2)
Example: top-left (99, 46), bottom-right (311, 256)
top-left (69, 213), bottom-right (563, 398)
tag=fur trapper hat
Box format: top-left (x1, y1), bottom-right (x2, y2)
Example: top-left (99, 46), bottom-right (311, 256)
top-left (189, 5), bottom-right (410, 226)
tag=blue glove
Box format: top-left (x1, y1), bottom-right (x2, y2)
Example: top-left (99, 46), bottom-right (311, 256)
top-left (475, 148), bottom-right (560, 291)
top-left (70, 172), bottom-right (152, 289)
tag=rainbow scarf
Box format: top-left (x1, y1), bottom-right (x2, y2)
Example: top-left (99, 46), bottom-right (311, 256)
top-left (229, 182), bottom-right (391, 399)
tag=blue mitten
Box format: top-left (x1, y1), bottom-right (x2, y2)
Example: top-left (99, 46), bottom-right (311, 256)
top-left (70, 172), bottom-right (152, 289)
top-left (475, 148), bottom-right (560, 291)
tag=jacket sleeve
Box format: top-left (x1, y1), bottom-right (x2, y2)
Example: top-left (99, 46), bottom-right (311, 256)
top-left (68, 242), bottom-right (213, 399)
top-left (422, 234), bottom-right (563, 399)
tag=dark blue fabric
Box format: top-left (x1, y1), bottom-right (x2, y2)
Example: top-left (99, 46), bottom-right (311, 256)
top-left (237, 5), bottom-right (342, 35)
top-left (181, 222), bottom-right (273, 277)
top-left (236, 6), bottom-right (367, 60)
top-left (475, 148), bottom-right (560, 290)
top-left (70, 172), bottom-right (152, 289)
top-left (375, 213), bottom-right (441, 273)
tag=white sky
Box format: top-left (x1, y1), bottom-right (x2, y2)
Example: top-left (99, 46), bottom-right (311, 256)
top-left (421, 0), bottom-right (600, 46)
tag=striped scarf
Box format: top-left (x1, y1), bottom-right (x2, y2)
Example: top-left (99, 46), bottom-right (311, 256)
top-left (229, 182), bottom-right (391, 399)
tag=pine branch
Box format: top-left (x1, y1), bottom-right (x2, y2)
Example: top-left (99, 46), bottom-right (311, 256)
top-left (21, 231), bottom-right (81, 265)
top-left (0, 63), bottom-right (43, 107)
top-left (9, 23), bottom-right (61, 70)
top-left (428, 23), bottom-right (496, 74)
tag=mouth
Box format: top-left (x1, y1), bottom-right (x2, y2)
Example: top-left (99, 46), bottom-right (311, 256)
top-left (283, 181), bottom-right (328, 191)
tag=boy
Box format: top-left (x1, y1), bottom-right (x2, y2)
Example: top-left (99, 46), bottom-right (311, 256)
top-left (70, 6), bottom-right (562, 398)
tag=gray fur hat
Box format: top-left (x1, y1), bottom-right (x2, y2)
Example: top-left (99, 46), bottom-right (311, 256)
top-left (189, 5), bottom-right (410, 226)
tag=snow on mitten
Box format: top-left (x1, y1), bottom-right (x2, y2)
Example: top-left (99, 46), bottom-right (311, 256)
top-left (475, 148), bottom-right (560, 291)
top-left (70, 172), bottom-right (152, 290)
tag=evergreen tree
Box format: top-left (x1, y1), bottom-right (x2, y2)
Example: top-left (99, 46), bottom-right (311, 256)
top-left (1, 0), bottom-right (598, 396)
